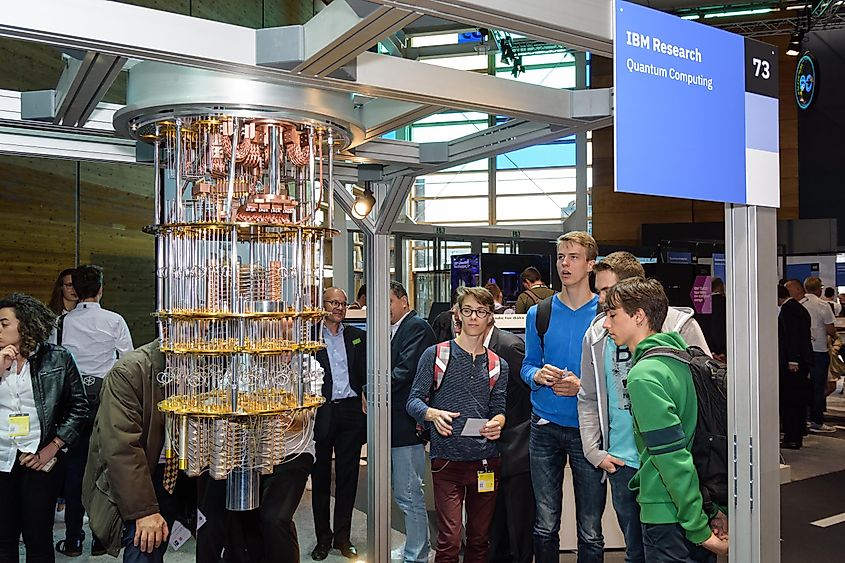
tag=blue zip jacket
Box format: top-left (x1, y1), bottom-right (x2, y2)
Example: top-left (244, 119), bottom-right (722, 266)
top-left (520, 293), bottom-right (599, 428)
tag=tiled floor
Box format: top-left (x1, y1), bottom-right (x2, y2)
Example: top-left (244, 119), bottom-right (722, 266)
top-left (34, 393), bottom-right (845, 562)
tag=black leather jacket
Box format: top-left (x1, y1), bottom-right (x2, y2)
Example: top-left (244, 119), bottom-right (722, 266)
top-left (26, 343), bottom-right (89, 449)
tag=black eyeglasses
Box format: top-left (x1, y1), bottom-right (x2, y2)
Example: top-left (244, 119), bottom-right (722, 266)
top-left (324, 300), bottom-right (348, 309)
top-left (459, 307), bottom-right (491, 319)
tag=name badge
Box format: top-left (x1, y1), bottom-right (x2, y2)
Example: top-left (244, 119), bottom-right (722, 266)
top-left (477, 471), bottom-right (495, 493)
top-left (9, 413), bottom-right (29, 437)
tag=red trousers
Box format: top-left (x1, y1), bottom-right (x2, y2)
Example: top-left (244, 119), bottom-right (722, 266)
top-left (431, 457), bottom-right (501, 563)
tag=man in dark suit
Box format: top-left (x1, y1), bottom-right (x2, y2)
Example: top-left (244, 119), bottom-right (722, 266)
top-left (485, 325), bottom-right (534, 563)
top-left (311, 287), bottom-right (367, 560)
top-left (390, 281), bottom-right (437, 563)
top-left (778, 284), bottom-right (813, 449)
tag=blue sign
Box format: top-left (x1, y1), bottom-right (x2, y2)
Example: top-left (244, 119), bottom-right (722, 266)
top-left (835, 262), bottom-right (845, 287)
top-left (614, 0), bottom-right (780, 207)
top-left (713, 252), bottom-right (726, 283)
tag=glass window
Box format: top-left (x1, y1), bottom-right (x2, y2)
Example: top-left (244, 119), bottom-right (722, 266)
top-left (497, 143), bottom-right (576, 169)
top-left (496, 194), bottom-right (574, 222)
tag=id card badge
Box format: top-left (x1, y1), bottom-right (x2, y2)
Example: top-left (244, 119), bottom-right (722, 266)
top-left (477, 470), bottom-right (495, 493)
top-left (8, 413), bottom-right (29, 437)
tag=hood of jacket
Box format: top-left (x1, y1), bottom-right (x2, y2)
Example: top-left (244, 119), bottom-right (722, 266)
top-left (633, 331), bottom-right (688, 363)
top-left (586, 306), bottom-right (696, 346)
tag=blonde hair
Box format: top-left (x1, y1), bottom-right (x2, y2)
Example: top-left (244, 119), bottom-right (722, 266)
top-left (557, 231), bottom-right (598, 261)
top-left (595, 251), bottom-right (645, 281)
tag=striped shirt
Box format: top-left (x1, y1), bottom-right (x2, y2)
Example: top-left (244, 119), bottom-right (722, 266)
top-left (407, 341), bottom-right (508, 461)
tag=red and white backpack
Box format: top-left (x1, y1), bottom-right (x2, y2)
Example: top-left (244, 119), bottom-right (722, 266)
top-left (432, 341), bottom-right (501, 391)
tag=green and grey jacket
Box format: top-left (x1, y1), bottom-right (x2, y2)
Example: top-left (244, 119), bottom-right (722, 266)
top-left (577, 307), bottom-right (711, 469)
top-left (627, 331), bottom-right (711, 545)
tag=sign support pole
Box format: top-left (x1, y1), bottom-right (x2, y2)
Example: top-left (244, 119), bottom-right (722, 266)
top-left (725, 203), bottom-right (780, 563)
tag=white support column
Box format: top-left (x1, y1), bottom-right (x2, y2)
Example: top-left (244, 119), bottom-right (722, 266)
top-left (724, 204), bottom-right (780, 563)
top-left (364, 230), bottom-right (392, 563)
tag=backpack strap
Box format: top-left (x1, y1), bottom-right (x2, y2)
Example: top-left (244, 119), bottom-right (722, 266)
top-left (433, 341), bottom-right (451, 391)
top-left (639, 346), bottom-right (693, 364)
top-left (525, 289), bottom-right (541, 305)
top-left (535, 295), bottom-right (554, 351)
top-left (486, 349), bottom-right (501, 390)
top-left (56, 313), bottom-right (67, 346)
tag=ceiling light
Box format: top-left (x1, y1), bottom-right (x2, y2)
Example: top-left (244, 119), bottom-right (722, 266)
top-left (351, 183), bottom-right (376, 219)
top-left (703, 8), bottom-right (774, 18)
top-left (786, 31), bottom-right (804, 56)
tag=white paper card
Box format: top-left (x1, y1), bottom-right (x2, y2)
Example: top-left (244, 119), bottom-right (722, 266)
top-left (169, 521), bottom-right (192, 551)
top-left (197, 509), bottom-right (207, 530)
top-left (460, 418), bottom-right (486, 437)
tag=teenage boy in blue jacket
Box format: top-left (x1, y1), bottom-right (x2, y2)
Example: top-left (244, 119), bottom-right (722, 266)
top-left (520, 231), bottom-right (604, 563)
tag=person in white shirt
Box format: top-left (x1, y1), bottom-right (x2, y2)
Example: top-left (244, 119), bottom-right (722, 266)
top-left (823, 287), bottom-right (842, 316)
top-left (0, 293), bottom-right (88, 563)
top-left (787, 278), bottom-right (837, 434)
top-left (56, 265), bottom-right (134, 558)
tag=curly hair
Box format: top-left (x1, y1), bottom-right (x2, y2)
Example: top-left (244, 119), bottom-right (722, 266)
top-left (0, 293), bottom-right (56, 357)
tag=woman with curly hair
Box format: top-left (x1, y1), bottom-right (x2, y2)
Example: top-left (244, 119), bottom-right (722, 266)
top-left (47, 269), bottom-right (78, 316)
top-left (0, 293), bottom-right (89, 563)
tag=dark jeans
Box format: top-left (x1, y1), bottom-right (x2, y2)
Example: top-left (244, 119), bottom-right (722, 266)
top-left (312, 399), bottom-right (364, 548)
top-left (641, 523), bottom-right (715, 563)
top-left (780, 367), bottom-right (810, 444)
top-left (810, 351), bottom-right (831, 424)
top-left (197, 453), bottom-right (313, 563)
top-left (431, 457), bottom-right (500, 563)
top-left (529, 419), bottom-right (605, 563)
top-left (607, 465), bottom-right (644, 563)
top-left (487, 470), bottom-right (534, 563)
top-left (121, 464), bottom-right (177, 563)
top-left (0, 455), bottom-right (63, 563)
top-left (63, 420), bottom-right (92, 542)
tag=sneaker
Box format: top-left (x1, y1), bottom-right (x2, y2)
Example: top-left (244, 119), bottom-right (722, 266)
top-left (391, 547), bottom-right (404, 561)
top-left (809, 423), bottom-right (837, 433)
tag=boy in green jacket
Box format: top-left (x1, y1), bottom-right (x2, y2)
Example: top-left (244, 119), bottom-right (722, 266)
top-left (602, 277), bottom-right (728, 562)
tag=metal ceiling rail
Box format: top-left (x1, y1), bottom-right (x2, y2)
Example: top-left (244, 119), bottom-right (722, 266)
top-left (365, 0), bottom-right (614, 57)
top-left (0, 0), bottom-right (610, 127)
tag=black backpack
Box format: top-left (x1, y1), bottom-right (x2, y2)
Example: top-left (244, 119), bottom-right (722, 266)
top-left (535, 295), bottom-right (555, 349)
top-left (639, 345), bottom-right (728, 515)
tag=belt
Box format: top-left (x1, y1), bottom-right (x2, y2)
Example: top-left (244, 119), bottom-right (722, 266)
top-left (330, 396), bottom-right (359, 405)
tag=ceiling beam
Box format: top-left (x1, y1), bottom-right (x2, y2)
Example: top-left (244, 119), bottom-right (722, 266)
top-left (374, 175), bottom-right (416, 234)
top-left (358, 98), bottom-right (439, 143)
top-left (52, 51), bottom-right (126, 127)
top-left (365, 0), bottom-right (614, 58)
top-left (293, 0), bottom-right (420, 78)
top-left (0, 0), bottom-right (606, 126)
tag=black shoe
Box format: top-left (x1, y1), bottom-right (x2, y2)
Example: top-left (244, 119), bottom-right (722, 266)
top-left (56, 539), bottom-right (83, 557)
top-left (335, 543), bottom-right (358, 559)
top-left (311, 543), bottom-right (331, 561)
top-left (781, 441), bottom-right (802, 450)
top-left (91, 536), bottom-right (107, 556)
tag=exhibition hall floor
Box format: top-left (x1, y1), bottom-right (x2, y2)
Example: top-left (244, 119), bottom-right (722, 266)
top-left (46, 394), bottom-right (845, 562)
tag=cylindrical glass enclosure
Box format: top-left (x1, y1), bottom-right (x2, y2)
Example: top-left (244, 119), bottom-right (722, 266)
top-left (135, 112), bottom-right (341, 510)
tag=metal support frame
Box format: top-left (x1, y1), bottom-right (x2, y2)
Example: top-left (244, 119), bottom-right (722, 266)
top-left (725, 204), bottom-right (780, 563)
top-left (375, 175), bottom-right (416, 234)
top-left (359, 99), bottom-right (439, 143)
top-left (364, 227), bottom-right (392, 563)
top-left (366, 0), bottom-right (614, 57)
top-left (293, 0), bottom-right (419, 78)
top-left (51, 51), bottom-right (126, 127)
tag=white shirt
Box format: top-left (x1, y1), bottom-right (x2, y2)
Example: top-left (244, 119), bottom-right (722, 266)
top-left (390, 311), bottom-right (412, 340)
top-left (61, 302), bottom-right (134, 379)
top-left (800, 294), bottom-right (836, 353)
top-left (0, 359), bottom-right (42, 472)
top-left (824, 298), bottom-right (842, 316)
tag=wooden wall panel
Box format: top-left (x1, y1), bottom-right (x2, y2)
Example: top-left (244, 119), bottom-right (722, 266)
top-left (79, 162), bottom-right (155, 344)
top-left (0, 155), bottom-right (76, 302)
top-left (591, 34), bottom-right (800, 246)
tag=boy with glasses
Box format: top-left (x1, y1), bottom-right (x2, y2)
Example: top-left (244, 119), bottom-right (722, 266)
top-left (407, 286), bottom-right (508, 563)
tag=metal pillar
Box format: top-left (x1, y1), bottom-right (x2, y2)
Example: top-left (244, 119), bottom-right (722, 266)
top-left (365, 230), bottom-right (392, 563)
top-left (332, 203), bottom-right (349, 291)
top-left (572, 51), bottom-right (589, 232)
top-left (724, 204), bottom-right (780, 563)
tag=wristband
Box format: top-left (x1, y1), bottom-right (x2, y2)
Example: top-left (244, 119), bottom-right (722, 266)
top-left (52, 438), bottom-right (63, 449)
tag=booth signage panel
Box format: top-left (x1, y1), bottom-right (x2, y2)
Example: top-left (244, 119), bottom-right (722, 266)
top-left (614, 0), bottom-right (780, 207)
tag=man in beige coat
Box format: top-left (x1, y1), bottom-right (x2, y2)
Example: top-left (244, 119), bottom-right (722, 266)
top-left (82, 340), bottom-right (191, 561)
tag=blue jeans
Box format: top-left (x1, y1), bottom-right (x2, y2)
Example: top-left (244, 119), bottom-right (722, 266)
top-left (529, 419), bottom-right (605, 563)
top-left (391, 445), bottom-right (430, 563)
top-left (641, 523), bottom-right (715, 563)
top-left (608, 465), bottom-right (645, 563)
top-left (122, 520), bottom-right (170, 563)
